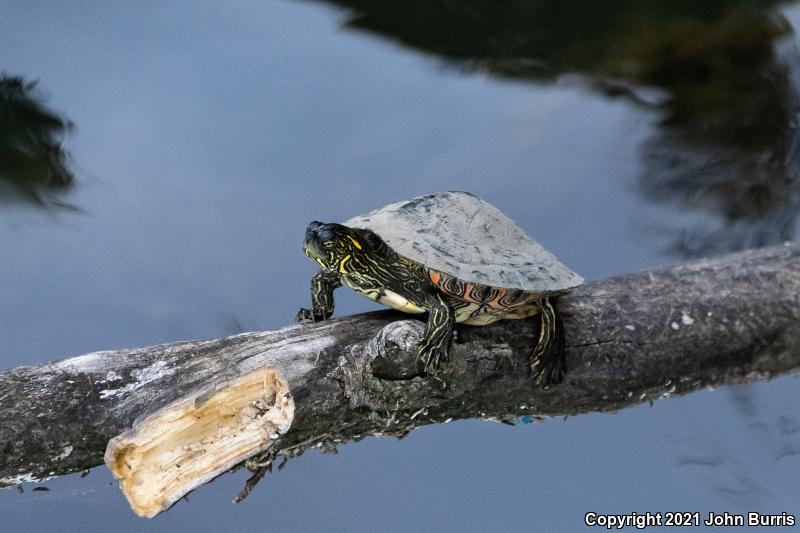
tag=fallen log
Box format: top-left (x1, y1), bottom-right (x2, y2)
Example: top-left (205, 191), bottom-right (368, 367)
top-left (0, 244), bottom-right (798, 517)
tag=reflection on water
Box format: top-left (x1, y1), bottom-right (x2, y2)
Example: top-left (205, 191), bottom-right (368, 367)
top-left (4, 2), bottom-right (797, 249)
top-left (639, 23), bottom-right (800, 257)
top-left (322, 0), bottom-right (799, 256)
top-left (0, 75), bottom-right (75, 207)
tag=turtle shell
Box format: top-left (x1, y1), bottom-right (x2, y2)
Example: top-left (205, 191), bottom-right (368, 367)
top-left (343, 191), bottom-right (584, 294)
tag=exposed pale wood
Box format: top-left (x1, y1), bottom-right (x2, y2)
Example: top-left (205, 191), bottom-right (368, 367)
top-left (0, 244), bottom-right (798, 516)
top-left (105, 368), bottom-right (294, 517)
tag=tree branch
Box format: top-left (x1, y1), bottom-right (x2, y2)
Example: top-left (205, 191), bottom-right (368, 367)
top-left (1, 244), bottom-right (798, 516)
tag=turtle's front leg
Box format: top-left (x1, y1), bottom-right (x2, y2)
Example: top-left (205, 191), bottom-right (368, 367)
top-left (296, 269), bottom-right (342, 323)
top-left (418, 292), bottom-right (455, 374)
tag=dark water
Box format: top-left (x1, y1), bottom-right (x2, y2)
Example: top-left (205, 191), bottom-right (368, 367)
top-left (1, 1), bottom-right (799, 531)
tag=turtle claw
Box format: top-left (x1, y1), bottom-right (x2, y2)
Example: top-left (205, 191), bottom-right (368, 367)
top-left (418, 341), bottom-right (448, 376)
top-left (295, 308), bottom-right (312, 323)
top-left (296, 307), bottom-right (325, 323)
top-left (530, 352), bottom-right (566, 389)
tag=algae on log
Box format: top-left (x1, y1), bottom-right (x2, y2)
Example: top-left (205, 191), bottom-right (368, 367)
top-left (0, 244), bottom-right (798, 516)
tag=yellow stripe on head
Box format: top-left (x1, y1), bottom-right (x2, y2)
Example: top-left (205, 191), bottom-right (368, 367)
top-left (347, 236), bottom-right (362, 250)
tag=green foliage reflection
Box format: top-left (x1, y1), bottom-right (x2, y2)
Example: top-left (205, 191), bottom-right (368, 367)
top-left (0, 75), bottom-right (75, 206)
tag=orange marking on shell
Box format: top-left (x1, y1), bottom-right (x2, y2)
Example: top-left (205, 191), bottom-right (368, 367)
top-left (462, 283), bottom-right (478, 304)
top-left (486, 292), bottom-right (505, 310)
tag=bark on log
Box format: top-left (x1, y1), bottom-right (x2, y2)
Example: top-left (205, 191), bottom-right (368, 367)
top-left (1, 244), bottom-right (798, 515)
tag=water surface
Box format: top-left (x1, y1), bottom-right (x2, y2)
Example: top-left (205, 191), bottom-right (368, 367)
top-left (1, 1), bottom-right (798, 531)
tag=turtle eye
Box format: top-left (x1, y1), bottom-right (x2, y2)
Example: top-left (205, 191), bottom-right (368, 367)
top-left (321, 241), bottom-right (334, 249)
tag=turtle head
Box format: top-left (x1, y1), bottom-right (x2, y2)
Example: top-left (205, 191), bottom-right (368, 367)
top-left (303, 221), bottom-right (385, 272)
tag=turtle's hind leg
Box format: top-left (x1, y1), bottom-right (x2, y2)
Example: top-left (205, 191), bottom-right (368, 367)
top-left (530, 297), bottom-right (566, 387)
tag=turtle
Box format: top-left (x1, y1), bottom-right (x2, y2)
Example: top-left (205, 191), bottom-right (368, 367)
top-left (296, 191), bottom-right (583, 385)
